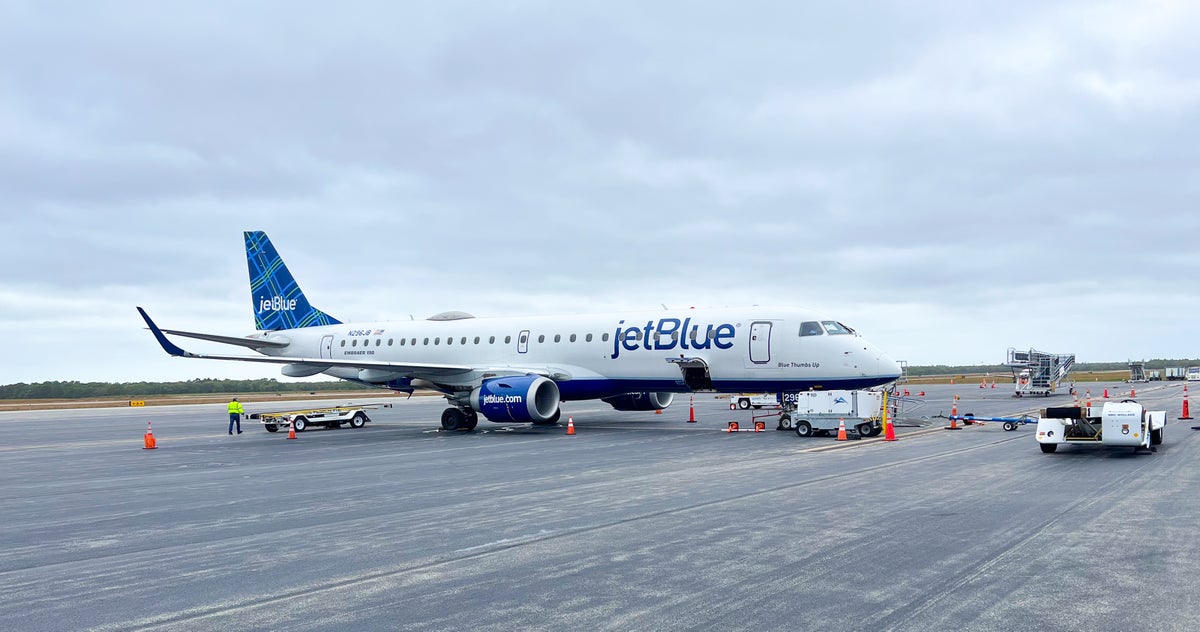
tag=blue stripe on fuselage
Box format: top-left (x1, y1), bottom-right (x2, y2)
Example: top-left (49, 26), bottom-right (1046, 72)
top-left (555, 376), bottom-right (898, 401)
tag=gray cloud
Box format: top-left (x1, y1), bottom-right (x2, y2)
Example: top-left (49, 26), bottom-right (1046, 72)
top-left (1, 0), bottom-right (1197, 383)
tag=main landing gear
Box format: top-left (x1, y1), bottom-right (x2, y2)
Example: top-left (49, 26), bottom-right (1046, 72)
top-left (441, 408), bottom-right (479, 431)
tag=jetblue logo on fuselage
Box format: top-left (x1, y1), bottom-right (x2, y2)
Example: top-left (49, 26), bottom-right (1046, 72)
top-left (258, 296), bottom-right (298, 313)
top-left (611, 318), bottom-right (735, 359)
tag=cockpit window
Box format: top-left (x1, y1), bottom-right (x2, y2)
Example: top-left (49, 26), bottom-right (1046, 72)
top-left (799, 321), bottom-right (824, 336)
top-left (821, 321), bottom-right (855, 335)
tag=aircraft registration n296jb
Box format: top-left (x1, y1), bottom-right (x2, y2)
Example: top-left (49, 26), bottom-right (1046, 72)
top-left (139, 231), bottom-right (902, 431)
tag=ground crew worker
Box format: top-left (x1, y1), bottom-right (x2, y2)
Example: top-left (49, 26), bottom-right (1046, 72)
top-left (227, 398), bottom-right (245, 435)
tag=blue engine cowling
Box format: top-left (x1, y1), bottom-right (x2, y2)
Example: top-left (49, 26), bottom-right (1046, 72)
top-left (601, 392), bottom-right (675, 411)
top-left (470, 375), bottom-right (561, 423)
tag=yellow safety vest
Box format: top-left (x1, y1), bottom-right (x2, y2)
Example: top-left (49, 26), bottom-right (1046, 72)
top-left (227, 401), bottom-right (245, 414)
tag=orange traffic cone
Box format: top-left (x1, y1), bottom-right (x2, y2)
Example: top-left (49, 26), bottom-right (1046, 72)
top-left (884, 417), bottom-right (897, 441)
top-left (945, 398), bottom-right (961, 430)
top-left (143, 421), bottom-right (157, 449)
top-left (991, 381), bottom-right (996, 389)
top-left (688, 395), bottom-right (696, 423)
top-left (287, 420), bottom-right (297, 440)
top-left (979, 380), bottom-right (986, 389)
top-left (1130, 388), bottom-right (1136, 398)
top-left (1181, 385), bottom-right (1193, 420)
top-left (836, 418), bottom-right (847, 441)
top-left (1103, 388), bottom-right (1109, 399)
top-left (566, 416), bottom-right (575, 435)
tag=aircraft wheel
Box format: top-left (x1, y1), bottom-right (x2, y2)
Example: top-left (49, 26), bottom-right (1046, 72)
top-left (738, 398), bottom-right (751, 409)
top-left (349, 412), bottom-right (368, 429)
top-left (292, 416), bottom-right (307, 432)
top-left (795, 421), bottom-right (813, 437)
top-left (264, 424), bottom-right (278, 433)
top-left (464, 410), bottom-right (479, 431)
top-left (440, 408), bottom-right (465, 431)
top-left (1040, 443), bottom-right (1058, 453)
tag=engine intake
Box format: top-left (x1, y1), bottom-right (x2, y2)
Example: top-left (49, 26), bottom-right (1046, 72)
top-left (602, 392), bottom-right (675, 411)
top-left (471, 375), bottom-right (561, 423)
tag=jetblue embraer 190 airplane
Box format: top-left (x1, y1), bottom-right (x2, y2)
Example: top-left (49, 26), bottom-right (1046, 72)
top-left (139, 231), bottom-right (901, 431)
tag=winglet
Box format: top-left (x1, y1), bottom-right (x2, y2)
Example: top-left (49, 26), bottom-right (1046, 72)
top-left (137, 307), bottom-right (189, 357)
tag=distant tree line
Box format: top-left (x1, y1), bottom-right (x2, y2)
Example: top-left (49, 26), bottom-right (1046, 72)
top-left (0, 378), bottom-right (365, 400)
top-left (4, 359), bottom-right (1199, 399)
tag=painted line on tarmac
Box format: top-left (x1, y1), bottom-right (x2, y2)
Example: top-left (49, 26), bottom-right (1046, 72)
top-left (0, 432), bottom-right (281, 452)
top-left (797, 424), bottom-right (984, 453)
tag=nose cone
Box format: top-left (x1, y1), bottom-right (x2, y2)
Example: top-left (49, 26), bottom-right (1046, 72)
top-left (877, 350), bottom-right (903, 382)
top-left (864, 340), bottom-right (903, 383)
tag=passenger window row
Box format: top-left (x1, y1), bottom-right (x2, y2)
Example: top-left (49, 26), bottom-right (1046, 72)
top-left (339, 332), bottom-right (614, 348)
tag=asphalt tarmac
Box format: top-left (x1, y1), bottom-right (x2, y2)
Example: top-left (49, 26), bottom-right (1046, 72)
top-left (1, 381), bottom-right (1197, 631)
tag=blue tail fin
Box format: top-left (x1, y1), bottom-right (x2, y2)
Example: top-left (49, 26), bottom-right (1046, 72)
top-left (244, 231), bottom-right (342, 330)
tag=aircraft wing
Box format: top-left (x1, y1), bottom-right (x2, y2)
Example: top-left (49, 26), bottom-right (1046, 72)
top-left (138, 307), bottom-right (474, 377)
top-left (158, 328), bottom-right (292, 350)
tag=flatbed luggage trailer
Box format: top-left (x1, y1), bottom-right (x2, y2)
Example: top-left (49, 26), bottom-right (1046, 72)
top-left (1035, 401), bottom-right (1166, 454)
top-left (250, 404), bottom-right (391, 432)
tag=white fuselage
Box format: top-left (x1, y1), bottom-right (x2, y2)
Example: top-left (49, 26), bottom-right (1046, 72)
top-left (258, 306), bottom-right (900, 399)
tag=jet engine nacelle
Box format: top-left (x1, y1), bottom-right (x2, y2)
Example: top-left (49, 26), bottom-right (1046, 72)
top-left (601, 392), bottom-right (675, 411)
top-left (471, 375), bottom-right (561, 423)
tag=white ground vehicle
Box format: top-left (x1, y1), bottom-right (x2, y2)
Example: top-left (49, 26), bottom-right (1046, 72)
top-left (1188, 367), bottom-right (1200, 382)
top-left (1165, 367), bottom-right (1187, 381)
top-left (1035, 401), bottom-right (1165, 454)
top-left (251, 404), bottom-right (390, 432)
top-left (779, 390), bottom-right (884, 438)
top-left (728, 393), bottom-right (780, 409)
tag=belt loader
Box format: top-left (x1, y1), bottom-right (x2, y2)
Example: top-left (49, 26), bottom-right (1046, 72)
top-left (1035, 401), bottom-right (1166, 454)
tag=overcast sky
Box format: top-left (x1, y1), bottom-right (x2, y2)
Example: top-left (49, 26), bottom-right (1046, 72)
top-left (2, 1), bottom-right (1198, 384)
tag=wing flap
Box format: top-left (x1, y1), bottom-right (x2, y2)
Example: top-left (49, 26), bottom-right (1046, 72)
top-left (159, 328), bottom-right (292, 350)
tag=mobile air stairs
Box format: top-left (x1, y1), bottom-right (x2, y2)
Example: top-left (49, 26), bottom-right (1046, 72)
top-left (1007, 348), bottom-right (1074, 397)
